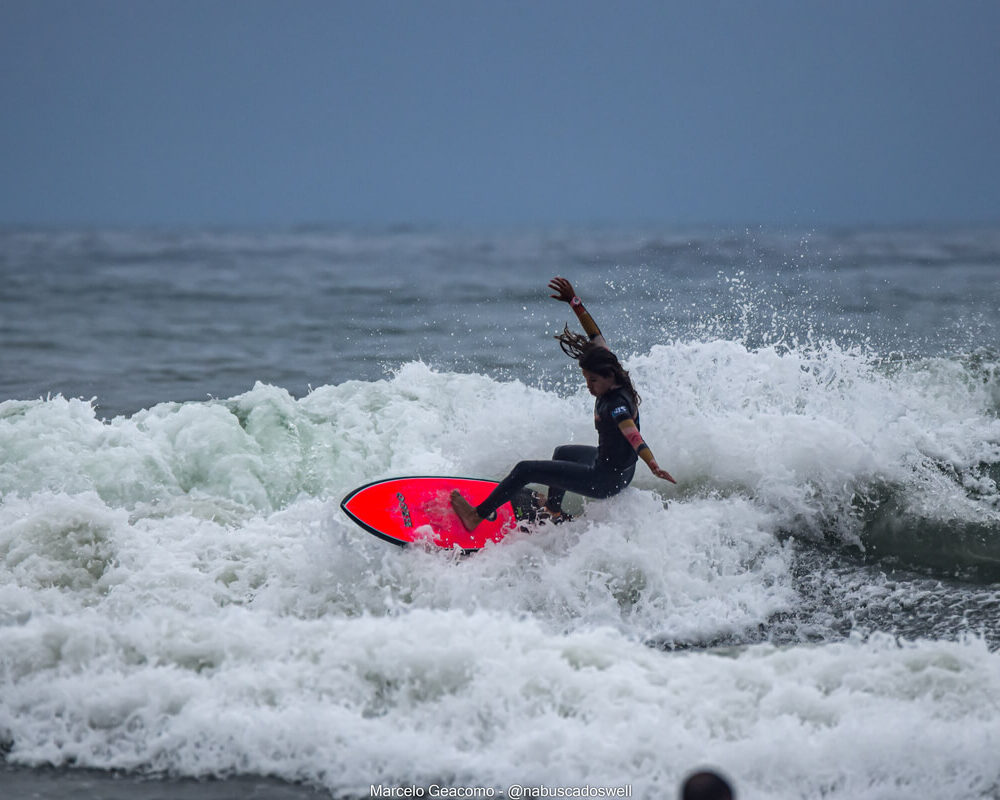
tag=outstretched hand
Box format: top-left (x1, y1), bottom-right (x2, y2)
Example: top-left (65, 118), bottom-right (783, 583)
top-left (548, 276), bottom-right (576, 303)
top-left (651, 464), bottom-right (677, 484)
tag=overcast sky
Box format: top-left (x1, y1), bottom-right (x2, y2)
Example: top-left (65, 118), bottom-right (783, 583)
top-left (2, 0), bottom-right (998, 228)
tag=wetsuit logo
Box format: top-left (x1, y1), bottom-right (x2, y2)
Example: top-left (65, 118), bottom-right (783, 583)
top-left (395, 492), bottom-right (413, 527)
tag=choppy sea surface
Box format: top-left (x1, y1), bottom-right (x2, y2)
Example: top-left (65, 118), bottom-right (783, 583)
top-left (1, 225), bottom-right (999, 799)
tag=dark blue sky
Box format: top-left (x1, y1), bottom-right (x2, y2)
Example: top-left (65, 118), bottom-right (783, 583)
top-left (2, 0), bottom-right (999, 227)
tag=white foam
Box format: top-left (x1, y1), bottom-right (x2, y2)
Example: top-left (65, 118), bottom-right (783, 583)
top-left (3, 605), bottom-right (998, 798)
top-left (2, 343), bottom-right (999, 796)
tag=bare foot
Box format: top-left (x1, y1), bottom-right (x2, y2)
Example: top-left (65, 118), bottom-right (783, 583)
top-left (533, 493), bottom-right (569, 521)
top-left (537, 507), bottom-right (572, 525)
top-left (450, 490), bottom-right (483, 532)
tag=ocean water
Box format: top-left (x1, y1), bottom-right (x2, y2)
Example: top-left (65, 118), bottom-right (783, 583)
top-left (1, 225), bottom-right (999, 799)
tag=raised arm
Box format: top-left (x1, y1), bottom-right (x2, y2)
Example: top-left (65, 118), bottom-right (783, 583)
top-left (548, 276), bottom-right (608, 349)
top-left (617, 417), bottom-right (676, 483)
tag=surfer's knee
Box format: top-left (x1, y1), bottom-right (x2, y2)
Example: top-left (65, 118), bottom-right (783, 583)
top-left (509, 460), bottom-right (535, 481)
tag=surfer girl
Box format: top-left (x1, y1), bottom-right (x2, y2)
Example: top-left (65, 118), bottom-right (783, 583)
top-left (451, 277), bottom-right (675, 532)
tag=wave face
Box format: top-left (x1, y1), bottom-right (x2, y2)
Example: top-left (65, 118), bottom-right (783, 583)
top-left (2, 226), bottom-right (1000, 798)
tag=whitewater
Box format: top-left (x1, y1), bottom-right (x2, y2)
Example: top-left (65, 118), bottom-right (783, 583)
top-left (1, 226), bottom-right (999, 798)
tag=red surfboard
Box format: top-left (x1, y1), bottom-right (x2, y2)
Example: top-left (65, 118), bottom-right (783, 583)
top-left (340, 476), bottom-right (533, 551)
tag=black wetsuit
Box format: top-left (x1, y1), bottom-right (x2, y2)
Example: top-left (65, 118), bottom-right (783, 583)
top-left (475, 387), bottom-right (639, 518)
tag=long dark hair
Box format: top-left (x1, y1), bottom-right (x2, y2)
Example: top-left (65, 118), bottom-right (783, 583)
top-left (556, 325), bottom-right (641, 407)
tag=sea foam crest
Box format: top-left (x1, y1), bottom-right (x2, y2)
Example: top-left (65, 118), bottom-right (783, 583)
top-left (2, 339), bottom-right (997, 546)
